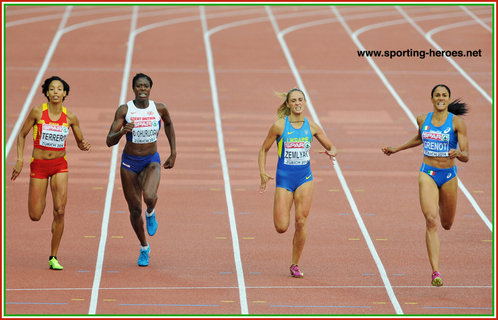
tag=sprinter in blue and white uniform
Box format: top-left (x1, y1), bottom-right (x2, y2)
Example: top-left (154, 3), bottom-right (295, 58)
top-left (259, 88), bottom-right (337, 278)
top-left (107, 73), bottom-right (176, 267)
top-left (382, 84), bottom-right (469, 287)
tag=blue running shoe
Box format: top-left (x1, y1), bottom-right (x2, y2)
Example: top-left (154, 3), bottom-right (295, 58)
top-left (146, 211), bottom-right (158, 236)
top-left (137, 246), bottom-right (150, 267)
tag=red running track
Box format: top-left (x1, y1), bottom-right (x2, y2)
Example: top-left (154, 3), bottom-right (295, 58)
top-left (3, 4), bottom-right (494, 317)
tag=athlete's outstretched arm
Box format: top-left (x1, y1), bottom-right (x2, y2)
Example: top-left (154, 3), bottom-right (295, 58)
top-left (67, 111), bottom-right (90, 151)
top-left (11, 106), bottom-right (41, 181)
top-left (450, 116), bottom-right (469, 162)
top-left (158, 103), bottom-right (176, 169)
top-left (382, 114), bottom-right (424, 156)
top-left (310, 121), bottom-right (337, 162)
top-left (258, 120), bottom-right (283, 192)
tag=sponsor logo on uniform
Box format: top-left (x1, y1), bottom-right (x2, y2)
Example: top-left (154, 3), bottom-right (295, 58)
top-left (447, 173), bottom-right (452, 179)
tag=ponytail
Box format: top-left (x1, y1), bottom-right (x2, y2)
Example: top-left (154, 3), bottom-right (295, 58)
top-left (448, 98), bottom-right (469, 116)
top-left (275, 88), bottom-right (305, 119)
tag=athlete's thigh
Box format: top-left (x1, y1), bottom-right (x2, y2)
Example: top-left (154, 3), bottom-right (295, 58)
top-left (139, 162), bottom-right (161, 197)
top-left (418, 172), bottom-right (439, 219)
top-left (439, 177), bottom-right (458, 224)
top-left (293, 181), bottom-right (314, 220)
top-left (273, 187), bottom-right (294, 229)
top-left (28, 178), bottom-right (49, 218)
top-left (49, 172), bottom-right (68, 210)
top-left (120, 167), bottom-right (142, 207)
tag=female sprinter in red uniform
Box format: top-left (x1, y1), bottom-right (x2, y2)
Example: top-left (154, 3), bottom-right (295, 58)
top-left (106, 73), bottom-right (176, 267)
top-left (259, 88), bottom-right (337, 277)
top-left (11, 76), bottom-right (91, 270)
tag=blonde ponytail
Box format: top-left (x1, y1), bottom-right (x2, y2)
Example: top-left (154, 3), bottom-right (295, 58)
top-left (275, 91), bottom-right (290, 119)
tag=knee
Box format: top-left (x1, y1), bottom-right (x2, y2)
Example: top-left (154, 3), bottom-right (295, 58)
top-left (128, 207), bottom-right (142, 221)
top-left (275, 225), bottom-right (288, 234)
top-left (295, 218), bottom-right (307, 232)
top-left (441, 221), bottom-right (453, 230)
top-left (29, 213), bottom-right (41, 222)
top-left (143, 193), bottom-right (157, 207)
top-left (425, 216), bottom-right (438, 231)
top-left (53, 206), bottom-right (65, 217)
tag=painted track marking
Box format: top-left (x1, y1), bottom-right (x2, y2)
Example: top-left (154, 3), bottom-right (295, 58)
top-left (332, 6), bottom-right (492, 232)
top-left (200, 6), bottom-right (248, 315)
top-left (267, 6), bottom-right (403, 315)
top-left (88, 6), bottom-right (138, 315)
top-left (4, 6), bottom-right (72, 157)
top-left (396, 6), bottom-right (492, 104)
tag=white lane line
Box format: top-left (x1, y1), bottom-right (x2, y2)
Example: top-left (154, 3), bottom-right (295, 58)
top-left (4, 6), bottom-right (72, 157)
top-left (333, 6), bottom-right (493, 232)
top-left (4, 7), bottom-right (265, 160)
top-left (88, 6), bottom-right (138, 316)
top-left (266, 6), bottom-right (403, 316)
top-left (6, 284), bottom-right (493, 291)
top-left (396, 6), bottom-right (492, 104)
top-left (460, 5), bottom-right (492, 32)
top-left (199, 6), bottom-right (248, 315)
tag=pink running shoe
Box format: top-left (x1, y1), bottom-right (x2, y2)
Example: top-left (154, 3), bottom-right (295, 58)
top-left (431, 271), bottom-right (443, 287)
top-left (290, 264), bottom-right (304, 278)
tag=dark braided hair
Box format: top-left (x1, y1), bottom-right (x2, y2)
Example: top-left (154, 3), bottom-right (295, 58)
top-left (41, 76), bottom-right (70, 101)
top-left (431, 84), bottom-right (468, 116)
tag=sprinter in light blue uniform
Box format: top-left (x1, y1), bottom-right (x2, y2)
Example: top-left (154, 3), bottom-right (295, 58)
top-left (382, 84), bottom-right (469, 287)
top-left (419, 111), bottom-right (458, 188)
top-left (275, 117), bottom-right (313, 192)
top-left (259, 88), bottom-right (337, 278)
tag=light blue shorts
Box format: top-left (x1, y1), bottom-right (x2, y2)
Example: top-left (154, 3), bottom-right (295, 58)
top-left (276, 166), bottom-right (313, 192)
top-left (420, 163), bottom-right (457, 188)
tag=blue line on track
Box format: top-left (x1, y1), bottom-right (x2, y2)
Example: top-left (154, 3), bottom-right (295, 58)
top-left (7, 302), bottom-right (67, 305)
top-left (120, 303), bottom-right (219, 307)
top-left (270, 305), bottom-right (371, 309)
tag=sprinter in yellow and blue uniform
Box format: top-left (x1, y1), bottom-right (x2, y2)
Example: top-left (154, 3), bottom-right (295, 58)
top-left (382, 84), bottom-right (469, 287)
top-left (259, 88), bottom-right (337, 278)
top-left (276, 117), bottom-right (313, 192)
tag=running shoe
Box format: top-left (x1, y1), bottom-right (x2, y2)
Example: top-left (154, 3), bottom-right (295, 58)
top-left (290, 264), bottom-right (304, 278)
top-left (146, 211), bottom-right (158, 236)
top-left (49, 257), bottom-right (63, 270)
top-left (431, 271), bottom-right (443, 287)
top-left (137, 246), bottom-right (150, 267)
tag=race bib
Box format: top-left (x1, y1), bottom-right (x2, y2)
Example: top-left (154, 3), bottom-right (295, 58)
top-left (130, 116), bottom-right (159, 144)
top-left (284, 141), bottom-right (310, 165)
top-left (423, 131), bottom-right (450, 157)
top-left (40, 124), bottom-right (69, 149)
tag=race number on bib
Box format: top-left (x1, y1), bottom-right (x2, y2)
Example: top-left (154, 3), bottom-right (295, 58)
top-left (284, 141), bottom-right (310, 165)
top-left (422, 131), bottom-right (450, 157)
top-left (130, 117), bottom-right (159, 144)
top-left (40, 124), bottom-right (69, 149)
